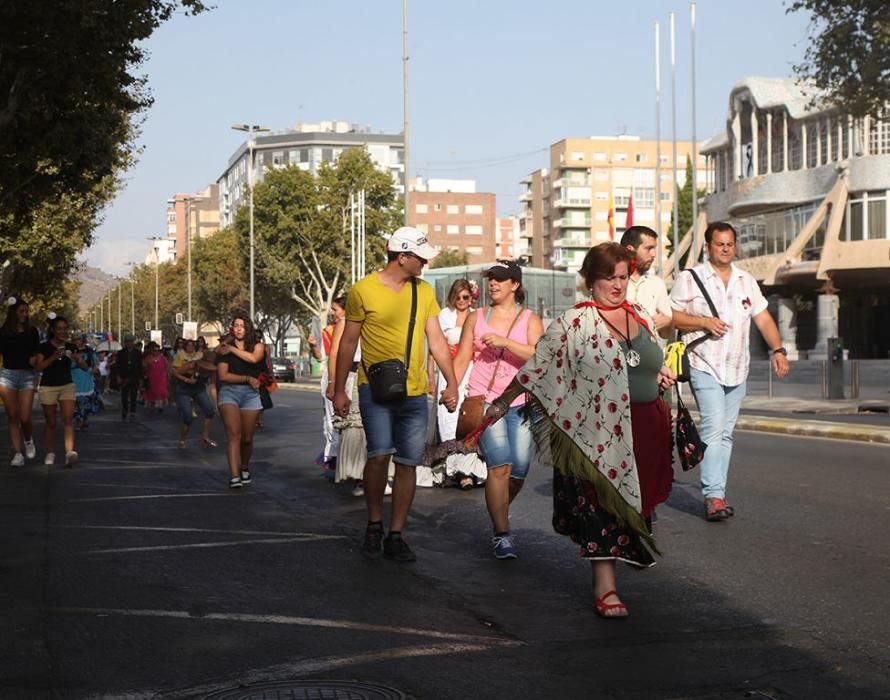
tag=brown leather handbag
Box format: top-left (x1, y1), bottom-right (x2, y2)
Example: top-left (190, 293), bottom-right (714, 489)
top-left (454, 308), bottom-right (524, 440)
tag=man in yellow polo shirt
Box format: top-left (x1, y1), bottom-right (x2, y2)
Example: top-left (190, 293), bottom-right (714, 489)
top-left (333, 227), bottom-right (458, 562)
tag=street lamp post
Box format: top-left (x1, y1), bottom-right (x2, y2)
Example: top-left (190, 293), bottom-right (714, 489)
top-left (125, 261), bottom-right (137, 337)
top-left (147, 237), bottom-right (163, 331)
top-left (117, 280), bottom-right (122, 342)
top-left (231, 123), bottom-right (271, 320)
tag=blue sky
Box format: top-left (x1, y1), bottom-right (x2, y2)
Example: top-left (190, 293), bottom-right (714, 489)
top-left (85, 0), bottom-right (812, 274)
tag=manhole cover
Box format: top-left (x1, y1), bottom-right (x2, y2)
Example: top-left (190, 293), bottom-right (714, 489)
top-left (204, 680), bottom-right (406, 700)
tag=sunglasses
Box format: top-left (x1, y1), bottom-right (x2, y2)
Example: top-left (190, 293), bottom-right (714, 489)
top-left (402, 251), bottom-right (428, 265)
top-left (457, 294), bottom-right (471, 300)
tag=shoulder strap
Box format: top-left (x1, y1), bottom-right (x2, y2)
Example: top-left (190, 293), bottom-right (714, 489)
top-left (689, 269), bottom-right (719, 318)
top-left (404, 278), bottom-right (418, 366)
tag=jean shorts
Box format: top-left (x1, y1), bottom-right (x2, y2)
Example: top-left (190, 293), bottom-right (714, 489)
top-left (0, 368), bottom-right (36, 391)
top-left (218, 383), bottom-right (263, 411)
top-left (478, 403), bottom-right (534, 480)
top-left (358, 385), bottom-right (428, 466)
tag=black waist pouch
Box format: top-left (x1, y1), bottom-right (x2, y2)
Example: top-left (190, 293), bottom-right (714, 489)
top-left (365, 359), bottom-right (407, 404)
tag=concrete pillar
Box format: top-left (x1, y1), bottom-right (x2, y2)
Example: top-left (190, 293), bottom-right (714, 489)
top-left (772, 296), bottom-right (800, 360)
top-left (809, 293), bottom-right (839, 360)
top-left (802, 121), bottom-right (808, 168)
top-left (766, 111), bottom-right (773, 174)
top-left (783, 111), bottom-right (789, 171)
top-left (733, 112), bottom-right (742, 179)
top-left (826, 116), bottom-right (832, 162)
top-left (751, 106), bottom-right (759, 176)
top-left (816, 119), bottom-right (822, 165)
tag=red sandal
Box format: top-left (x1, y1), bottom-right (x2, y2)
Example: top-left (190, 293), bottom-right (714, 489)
top-left (593, 590), bottom-right (629, 619)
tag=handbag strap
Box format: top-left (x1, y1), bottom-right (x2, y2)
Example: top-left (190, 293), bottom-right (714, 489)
top-left (484, 306), bottom-right (525, 394)
top-left (683, 269), bottom-right (719, 352)
top-left (404, 277), bottom-right (418, 367)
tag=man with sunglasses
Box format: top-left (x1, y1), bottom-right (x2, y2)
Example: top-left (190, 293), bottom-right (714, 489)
top-left (333, 227), bottom-right (459, 562)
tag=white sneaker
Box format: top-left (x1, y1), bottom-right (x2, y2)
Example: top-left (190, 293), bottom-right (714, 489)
top-left (44, 452), bottom-right (56, 466)
top-left (10, 452), bottom-right (25, 467)
top-left (384, 480), bottom-right (393, 496)
top-left (351, 483), bottom-right (365, 497)
top-left (24, 439), bottom-right (36, 460)
top-left (65, 451), bottom-right (79, 467)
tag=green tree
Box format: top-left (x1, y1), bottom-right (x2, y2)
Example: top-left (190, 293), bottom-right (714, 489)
top-left (429, 248), bottom-right (470, 269)
top-left (666, 156), bottom-right (706, 265)
top-left (0, 1), bottom-right (207, 300)
top-left (191, 227), bottom-right (248, 333)
top-left (787, 0), bottom-right (890, 119)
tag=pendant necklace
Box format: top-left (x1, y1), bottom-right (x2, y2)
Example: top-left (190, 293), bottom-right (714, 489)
top-left (597, 309), bottom-right (640, 367)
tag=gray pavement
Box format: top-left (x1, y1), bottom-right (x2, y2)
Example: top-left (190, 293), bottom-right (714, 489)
top-left (1, 390), bottom-right (888, 699)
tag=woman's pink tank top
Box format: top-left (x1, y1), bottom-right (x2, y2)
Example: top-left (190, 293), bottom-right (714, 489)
top-left (468, 307), bottom-right (531, 406)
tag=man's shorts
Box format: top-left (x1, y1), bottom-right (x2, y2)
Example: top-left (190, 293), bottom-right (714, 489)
top-left (218, 383), bottom-right (263, 411)
top-left (38, 383), bottom-right (76, 405)
top-left (0, 368), bottom-right (36, 391)
top-left (358, 384), bottom-right (428, 466)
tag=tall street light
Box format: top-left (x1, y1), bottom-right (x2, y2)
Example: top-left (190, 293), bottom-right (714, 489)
top-left (125, 262), bottom-right (138, 337)
top-left (168, 195), bottom-right (204, 323)
top-left (147, 236), bottom-right (164, 331)
top-left (231, 123), bottom-right (271, 320)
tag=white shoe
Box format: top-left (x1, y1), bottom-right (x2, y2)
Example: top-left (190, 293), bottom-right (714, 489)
top-left (10, 452), bottom-right (24, 467)
top-left (64, 451), bottom-right (78, 467)
top-left (351, 483), bottom-right (364, 497)
top-left (384, 480), bottom-right (393, 496)
top-left (44, 452), bottom-right (56, 466)
top-left (24, 439), bottom-right (36, 460)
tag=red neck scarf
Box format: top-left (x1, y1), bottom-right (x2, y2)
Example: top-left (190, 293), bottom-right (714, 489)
top-left (574, 300), bottom-right (653, 337)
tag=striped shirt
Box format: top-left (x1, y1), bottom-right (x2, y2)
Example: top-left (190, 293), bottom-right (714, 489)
top-left (670, 261), bottom-right (768, 386)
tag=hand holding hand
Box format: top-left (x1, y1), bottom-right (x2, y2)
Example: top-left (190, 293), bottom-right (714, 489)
top-left (216, 343), bottom-right (231, 355)
top-left (332, 389), bottom-right (351, 418)
top-left (439, 383), bottom-right (458, 413)
top-left (653, 311), bottom-right (672, 330)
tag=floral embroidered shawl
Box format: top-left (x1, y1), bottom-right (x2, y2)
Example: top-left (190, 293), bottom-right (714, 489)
top-left (516, 302), bottom-right (658, 546)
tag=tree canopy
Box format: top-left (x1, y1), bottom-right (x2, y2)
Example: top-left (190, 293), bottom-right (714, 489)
top-left (787, 0), bottom-right (890, 118)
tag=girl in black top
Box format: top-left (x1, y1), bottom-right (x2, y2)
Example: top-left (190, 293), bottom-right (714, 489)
top-left (0, 297), bottom-right (40, 466)
top-left (33, 315), bottom-right (87, 467)
top-left (216, 313), bottom-right (266, 488)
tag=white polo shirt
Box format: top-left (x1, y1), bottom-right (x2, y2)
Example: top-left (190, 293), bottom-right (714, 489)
top-left (627, 270), bottom-right (672, 319)
top-left (670, 261), bottom-right (768, 386)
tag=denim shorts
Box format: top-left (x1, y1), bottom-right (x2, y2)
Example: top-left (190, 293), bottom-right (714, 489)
top-left (218, 383), bottom-right (263, 411)
top-left (358, 384), bottom-right (428, 466)
top-left (0, 368), bottom-right (36, 391)
top-left (478, 402), bottom-right (534, 479)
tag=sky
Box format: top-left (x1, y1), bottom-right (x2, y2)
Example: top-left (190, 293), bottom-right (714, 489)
top-left (85, 0), bottom-right (813, 275)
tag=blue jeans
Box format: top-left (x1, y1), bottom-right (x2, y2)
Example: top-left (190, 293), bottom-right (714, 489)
top-left (358, 385), bottom-right (428, 466)
top-left (175, 384), bottom-right (215, 425)
top-left (478, 403), bottom-right (533, 480)
top-left (689, 368), bottom-right (746, 500)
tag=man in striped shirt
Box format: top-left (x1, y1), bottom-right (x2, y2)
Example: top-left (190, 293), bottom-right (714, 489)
top-left (670, 222), bottom-right (790, 522)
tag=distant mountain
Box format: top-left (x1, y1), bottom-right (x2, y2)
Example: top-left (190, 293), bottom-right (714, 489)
top-left (77, 265), bottom-right (118, 315)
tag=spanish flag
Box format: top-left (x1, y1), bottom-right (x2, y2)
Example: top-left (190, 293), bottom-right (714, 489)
top-left (607, 191), bottom-right (615, 240)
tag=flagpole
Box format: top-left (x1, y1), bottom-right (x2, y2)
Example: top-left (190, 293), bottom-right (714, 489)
top-left (655, 21), bottom-right (663, 275)
top-left (690, 2), bottom-right (699, 264)
top-left (670, 11), bottom-right (679, 278)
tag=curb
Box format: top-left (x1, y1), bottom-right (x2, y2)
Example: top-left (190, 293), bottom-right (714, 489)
top-left (693, 411), bottom-right (890, 445)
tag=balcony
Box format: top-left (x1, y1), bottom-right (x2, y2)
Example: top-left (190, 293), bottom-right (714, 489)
top-left (552, 197), bottom-right (591, 209)
top-left (553, 235), bottom-right (590, 249)
top-left (519, 191), bottom-right (533, 202)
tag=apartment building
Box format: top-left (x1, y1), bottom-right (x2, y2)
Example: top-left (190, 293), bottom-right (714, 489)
top-left (496, 216), bottom-right (522, 260)
top-left (218, 120), bottom-right (404, 227)
top-left (520, 136), bottom-right (709, 272)
top-left (166, 184), bottom-right (220, 263)
top-left (407, 178), bottom-right (496, 264)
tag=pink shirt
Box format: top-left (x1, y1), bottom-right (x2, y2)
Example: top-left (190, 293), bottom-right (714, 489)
top-left (670, 261), bottom-right (768, 386)
top-left (468, 307), bottom-right (531, 406)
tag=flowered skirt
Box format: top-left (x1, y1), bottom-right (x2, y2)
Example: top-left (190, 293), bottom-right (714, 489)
top-left (552, 398), bottom-right (673, 568)
top-left (75, 392), bottom-right (103, 420)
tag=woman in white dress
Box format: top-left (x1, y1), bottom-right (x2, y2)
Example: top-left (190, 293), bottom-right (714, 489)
top-left (423, 279), bottom-right (487, 488)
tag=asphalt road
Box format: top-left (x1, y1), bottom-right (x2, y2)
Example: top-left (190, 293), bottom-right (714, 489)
top-left (1, 390), bottom-right (888, 699)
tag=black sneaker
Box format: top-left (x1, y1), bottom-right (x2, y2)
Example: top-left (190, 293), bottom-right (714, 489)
top-left (383, 534), bottom-right (416, 562)
top-left (362, 525), bottom-right (383, 558)
top-left (240, 470), bottom-right (251, 484)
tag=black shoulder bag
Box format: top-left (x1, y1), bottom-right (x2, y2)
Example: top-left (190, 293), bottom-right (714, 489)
top-left (664, 269), bottom-right (719, 382)
top-left (362, 278), bottom-right (418, 404)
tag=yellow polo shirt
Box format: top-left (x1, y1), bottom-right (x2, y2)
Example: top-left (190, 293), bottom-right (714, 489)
top-left (346, 273), bottom-right (439, 396)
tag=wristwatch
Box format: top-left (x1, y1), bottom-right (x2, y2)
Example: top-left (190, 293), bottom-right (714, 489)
top-left (771, 347), bottom-right (787, 356)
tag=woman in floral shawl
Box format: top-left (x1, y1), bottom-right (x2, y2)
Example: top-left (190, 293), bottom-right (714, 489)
top-left (486, 243), bottom-right (676, 618)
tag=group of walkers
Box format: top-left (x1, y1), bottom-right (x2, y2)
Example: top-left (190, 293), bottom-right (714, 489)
top-left (320, 223), bottom-right (789, 619)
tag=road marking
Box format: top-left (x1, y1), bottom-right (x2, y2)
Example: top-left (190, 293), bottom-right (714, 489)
top-left (67, 483), bottom-right (188, 491)
top-left (78, 535), bottom-right (343, 555)
top-left (50, 607), bottom-right (521, 645)
top-left (61, 525), bottom-right (322, 537)
top-left (67, 493), bottom-right (230, 503)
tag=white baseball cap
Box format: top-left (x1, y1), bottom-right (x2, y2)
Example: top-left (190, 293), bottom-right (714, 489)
top-left (387, 226), bottom-right (439, 260)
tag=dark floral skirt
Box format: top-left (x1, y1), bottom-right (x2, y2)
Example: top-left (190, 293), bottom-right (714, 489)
top-left (551, 399), bottom-right (673, 568)
top-left (75, 392), bottom-right (103, 420)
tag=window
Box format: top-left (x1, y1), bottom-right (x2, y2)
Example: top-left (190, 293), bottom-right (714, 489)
top-left (446, 204), bottom-right (460, 215)
top-left (167, 212), bottom-right (175, 223)
top-left (465, 225), bottom-right (483, 235)
top-left (571, 151), bottom-right (586, 162)
top-left (635, 188), bottom-right (655, 207)
top-left (321, 148), bottom-right (334, 161)
top-left (288, 150), bottom-right (299, 164)
top-left (272, 151), bottom-right (285, 166)
top-left (415, 204), bottom-right (428, 214)
top-left (433, 203), bottom-right (442, 212)
top-left (466, 246), bottom-right (483, 256)
top-left (447, 224), bottom-right (460, 234)
top-left (635, 153), bottom-right (648, 163)
top-left (806, 123), bottom-right (818, 168)
top-left (660, 191), bottom-right (671, 201)
top-left (614, 153), bottom-right (627, 162)
top-left (300, 148), bottom-right (309, 163)
top-left (465, 204), bottom-right (483, 215)
top-left (434, 224), bottom-right (443, 232)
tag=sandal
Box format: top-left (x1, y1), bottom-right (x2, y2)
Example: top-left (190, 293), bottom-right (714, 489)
top-left (202, 438), bottom-right (218, 448)
top-left (459, 477), bottom-right (474, 490)
top-left (593, 590), bottom-right (629, 619)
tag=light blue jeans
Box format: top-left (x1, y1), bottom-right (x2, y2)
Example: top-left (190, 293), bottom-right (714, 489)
top-left (689, 368), bottom-right (746, 500)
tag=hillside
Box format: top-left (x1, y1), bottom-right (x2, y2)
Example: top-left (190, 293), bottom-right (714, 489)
top-left (77, 264), bottom-right (118, 315)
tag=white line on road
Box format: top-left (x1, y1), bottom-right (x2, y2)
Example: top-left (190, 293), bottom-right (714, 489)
top-left (78, 535), bottom-right (343, 555)
top-left (50, 606), bottom-right (521, 645)
top-left (67, 493), bottom-right (231, 503)
top-left (60, 525), bottom-right (322, 537)
top-left (67, 483), bottom-right (188, 491)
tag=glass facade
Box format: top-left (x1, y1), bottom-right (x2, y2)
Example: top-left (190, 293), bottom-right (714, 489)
top-left (735, 201), bottom-right (825, 259)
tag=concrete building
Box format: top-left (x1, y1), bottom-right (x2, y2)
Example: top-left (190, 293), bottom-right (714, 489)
top-left (218, 120), bottom-right (404, 228)
top-left (166, 184), bottom-right (220, 263)
top-left (407, 178), bottom-right (496, 264)
top-left (496, 216), bottom-right (522, 260)
top-left (145, 237), bottom-right (176, 266)
top-left (520, 136), bottom-right (709, 272)
top-left (678, 77), bottom-right (890, 359)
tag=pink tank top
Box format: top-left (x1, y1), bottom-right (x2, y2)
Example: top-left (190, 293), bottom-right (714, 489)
top-left (468, 307), bottom-right (531, 407)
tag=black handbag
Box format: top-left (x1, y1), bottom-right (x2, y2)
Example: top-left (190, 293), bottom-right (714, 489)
top-left (363, 278), bottom-right (418, 404)
top-left (665, 269), bottom-right (719, 383)
top-left (675, 392), bottom-right (706, 470)
top-left (259, 385), bottom-right (273, 410)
